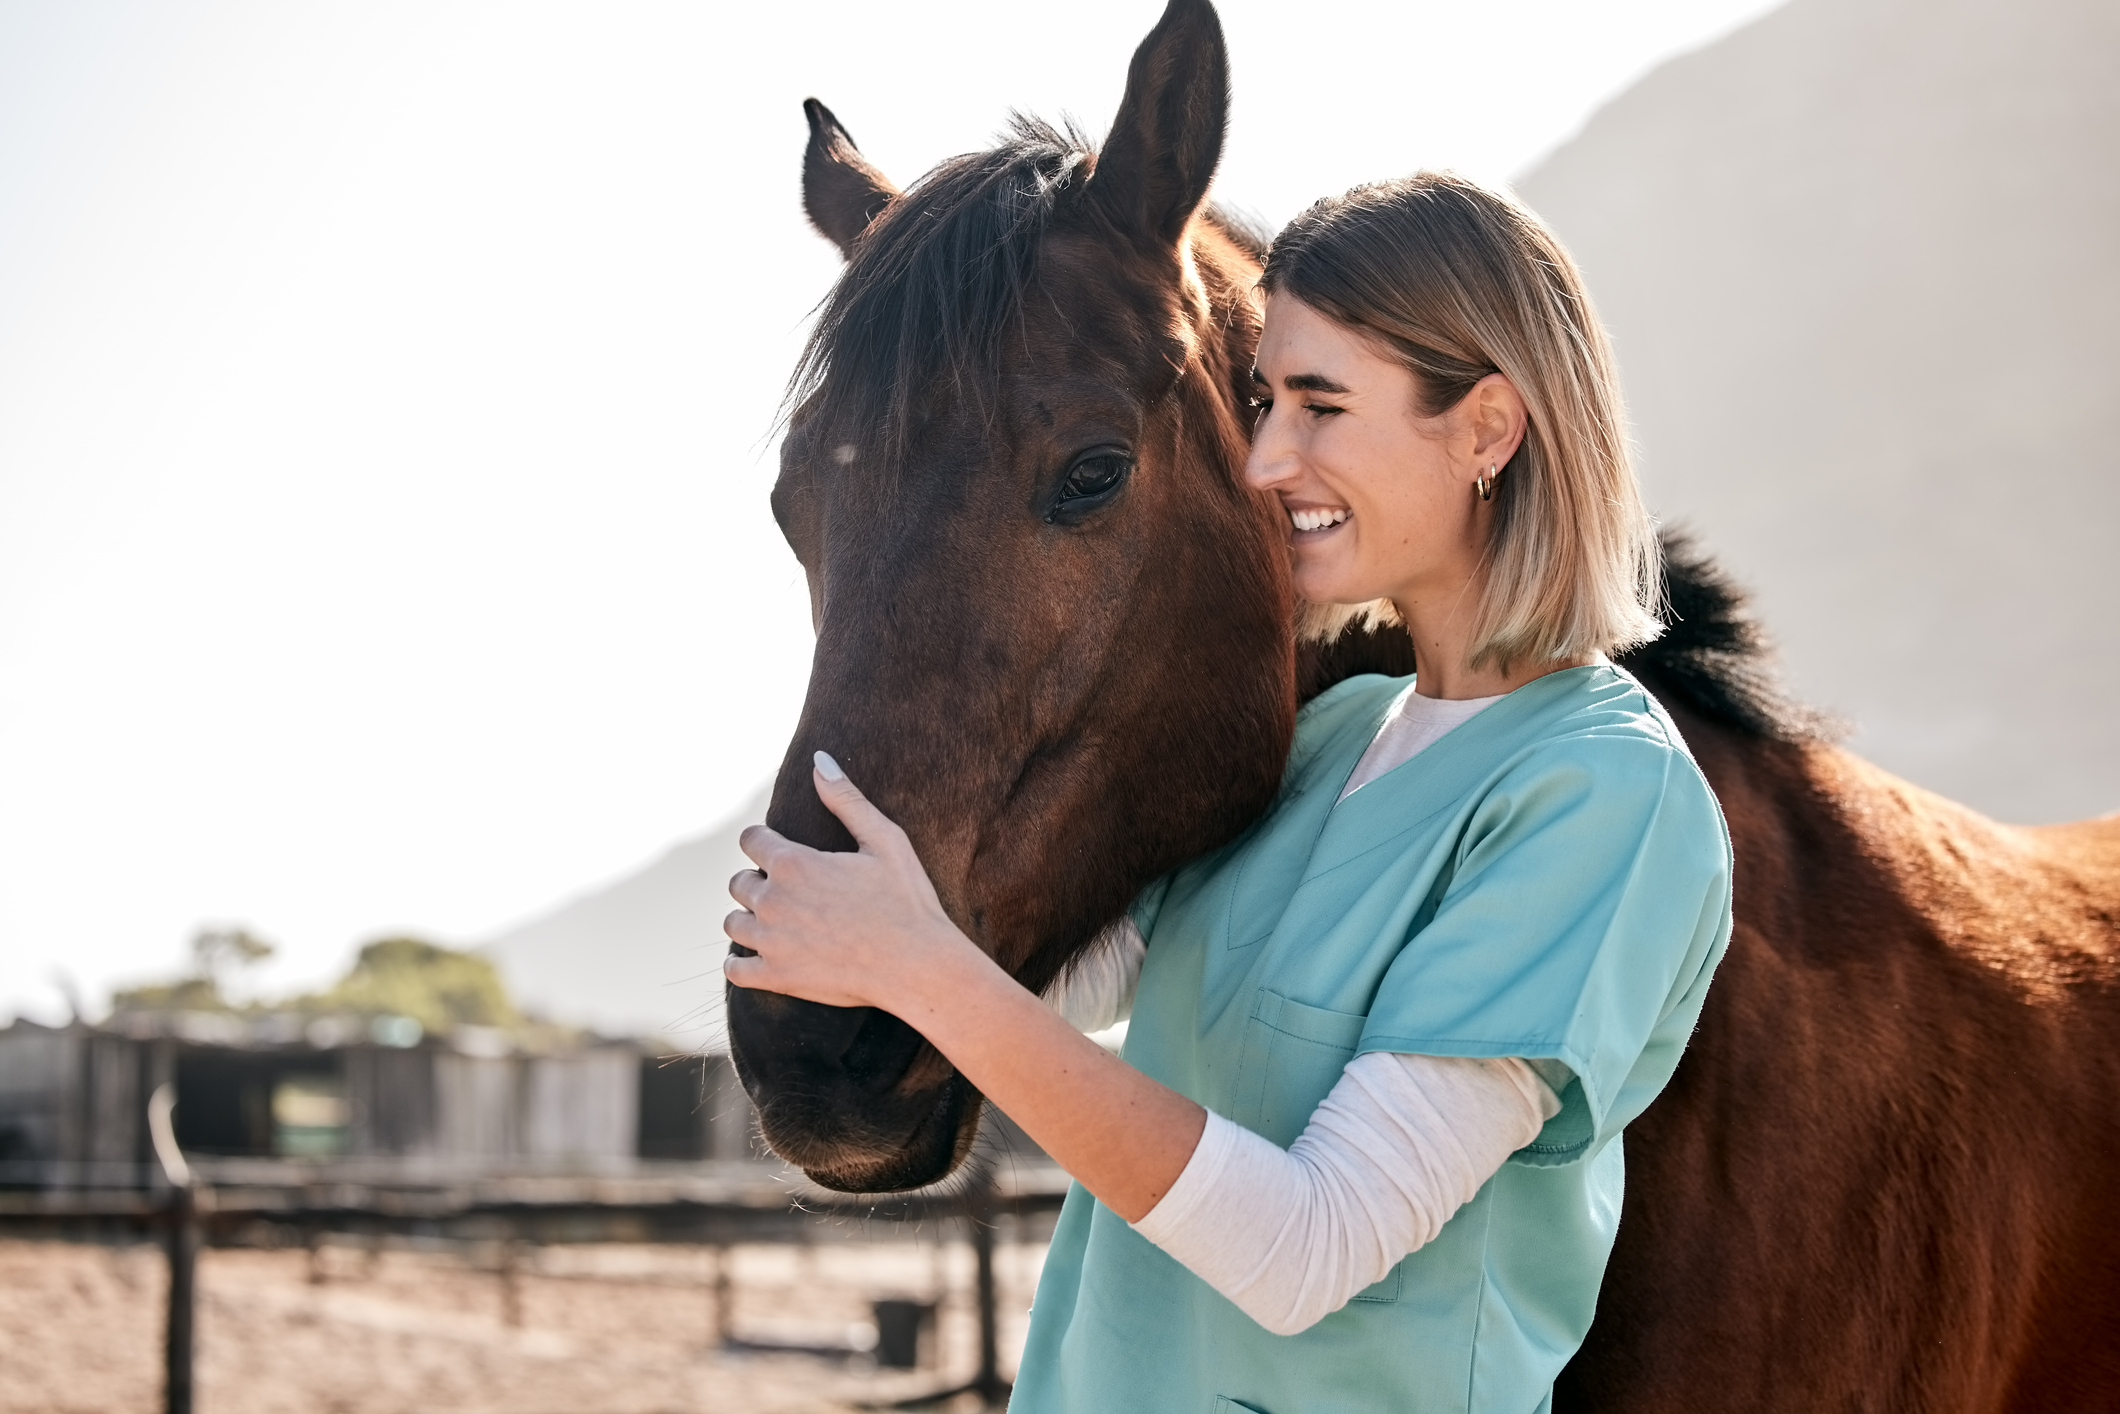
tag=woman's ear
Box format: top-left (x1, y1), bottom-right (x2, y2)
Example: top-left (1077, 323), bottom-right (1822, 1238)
top-left (1465, 373), bottom-right (1529, 472)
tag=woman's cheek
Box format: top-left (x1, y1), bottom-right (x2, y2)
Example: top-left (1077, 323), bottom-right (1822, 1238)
top-left (1289, 558), bottom-right (1325, 604)
top-left (1291, 535), bottom-right (1358, 605)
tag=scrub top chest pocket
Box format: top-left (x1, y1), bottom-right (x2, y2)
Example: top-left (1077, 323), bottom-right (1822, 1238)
top-left (1230, 989), bottom-right (1405, 1306)
top-left (1232, 990), bottom-right (1367, 1145)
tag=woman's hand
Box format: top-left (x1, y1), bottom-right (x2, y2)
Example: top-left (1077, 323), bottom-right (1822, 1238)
top-left (726, 752), bottom-right (1208, 1223)
top-left (723, 751), bottom-right (983, 1015)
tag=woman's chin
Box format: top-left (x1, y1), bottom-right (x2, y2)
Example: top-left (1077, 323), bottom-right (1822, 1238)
top-left (1292, 565), bottom-right (1382, 613)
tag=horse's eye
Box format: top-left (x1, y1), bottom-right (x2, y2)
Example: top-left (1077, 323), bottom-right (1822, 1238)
top-left (1051, 450), bottom-right (1133, 521)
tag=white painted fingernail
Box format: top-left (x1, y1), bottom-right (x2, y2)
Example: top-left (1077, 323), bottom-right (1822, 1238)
top-left (813, 750), bottom-right (844, 781)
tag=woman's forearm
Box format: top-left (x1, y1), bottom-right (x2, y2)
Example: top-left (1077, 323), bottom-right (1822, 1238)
top-left (892, 939), bottom-right (1204, 1222)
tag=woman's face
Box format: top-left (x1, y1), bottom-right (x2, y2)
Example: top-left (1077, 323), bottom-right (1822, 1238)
top-left (1244, 294), bottom-right (1516, 617)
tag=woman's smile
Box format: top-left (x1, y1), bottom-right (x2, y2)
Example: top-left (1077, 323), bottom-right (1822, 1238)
top-left (1287, 503), bottom-right (1351, 535)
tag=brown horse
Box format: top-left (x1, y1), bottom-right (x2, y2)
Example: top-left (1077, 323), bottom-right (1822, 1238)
top-left (724, 1), bottom-right (2120, 1406)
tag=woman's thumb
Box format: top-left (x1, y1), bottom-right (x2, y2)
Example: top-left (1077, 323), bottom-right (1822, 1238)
top-left (812, 751), bottom-right (897, 850)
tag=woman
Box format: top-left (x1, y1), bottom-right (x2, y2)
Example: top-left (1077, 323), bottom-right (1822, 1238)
top-left (726, 174), bottom-right (1732, 1413)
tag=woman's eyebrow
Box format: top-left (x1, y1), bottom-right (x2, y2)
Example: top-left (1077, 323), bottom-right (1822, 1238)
top-left (1249, 368), bottom-right (1353, 395)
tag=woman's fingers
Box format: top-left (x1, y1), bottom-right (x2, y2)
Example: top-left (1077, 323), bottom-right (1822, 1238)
top-left (811, 751), bottom-right (906, 854)
top-left (740, 755), bottom-right (907, 862)
top-left (738, 823), bottom-right (799, 871)
top-left (723, 948), bottom-right (764, 989)
top-left (720, 758), bottom-right (955, 1013)
top-left (722, 908), bottom-right (849, 1003)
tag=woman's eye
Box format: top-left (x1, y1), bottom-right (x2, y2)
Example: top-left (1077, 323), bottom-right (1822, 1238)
top-left (1304, 402), bottom-right (1344, 418)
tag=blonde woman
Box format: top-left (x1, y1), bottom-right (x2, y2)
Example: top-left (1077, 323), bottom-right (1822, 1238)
top-left (727, 174), bottom-right (1733, 1413)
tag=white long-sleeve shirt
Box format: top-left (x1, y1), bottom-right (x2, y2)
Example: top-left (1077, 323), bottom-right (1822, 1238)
top-left (1041, 683), bottom-right (1569, 1334)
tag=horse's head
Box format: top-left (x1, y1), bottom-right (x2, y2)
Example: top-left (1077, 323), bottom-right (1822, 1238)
top-left (725, 0), bottom-right (1297, 1192)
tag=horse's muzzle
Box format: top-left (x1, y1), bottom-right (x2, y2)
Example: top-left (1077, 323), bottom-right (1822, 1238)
top-left (725, 984), bottom-right (975, 1192)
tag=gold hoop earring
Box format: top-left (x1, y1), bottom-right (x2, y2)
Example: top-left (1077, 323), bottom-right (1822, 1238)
top-left (1476, 465), bottom-right (1498, 502)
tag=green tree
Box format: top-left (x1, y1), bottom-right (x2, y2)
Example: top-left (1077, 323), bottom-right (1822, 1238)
top-left (108, 925), bottom-right (277, 1014)
top-left (309, 937), bottom-right (521, 1034)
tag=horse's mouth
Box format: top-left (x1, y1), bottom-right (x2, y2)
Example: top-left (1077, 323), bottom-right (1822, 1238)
top-left (771, 1074), bottom-right (980, 1194)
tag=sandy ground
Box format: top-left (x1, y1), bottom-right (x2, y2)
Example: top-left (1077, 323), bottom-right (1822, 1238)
top-left (0, 1231), bottom-right (1050, 1414)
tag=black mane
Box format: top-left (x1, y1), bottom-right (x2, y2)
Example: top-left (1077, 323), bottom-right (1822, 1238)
top-left (788, 117), bottom-right (1091, 458)
top-left (1302, 531), bottom-right (1832, 745)
top-left (1619, 531), bottom-right (1838, 744)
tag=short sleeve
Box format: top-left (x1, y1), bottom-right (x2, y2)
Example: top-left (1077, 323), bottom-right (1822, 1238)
top-left (1356, 732), bottom-right (1732, 1166)
top-left (1128, 873), bottom-right (1175, 941)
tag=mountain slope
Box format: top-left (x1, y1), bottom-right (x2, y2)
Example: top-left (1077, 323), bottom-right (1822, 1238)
top-left (1518, 0), bottom-right (2120, 822)
top-left (481, 788), bottom-right (767, 1044)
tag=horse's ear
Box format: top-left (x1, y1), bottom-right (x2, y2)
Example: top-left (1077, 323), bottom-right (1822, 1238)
top-left (1086, 0), bottom-right (1229, 249)
top-left (802, 98), bottom-right (899, 259)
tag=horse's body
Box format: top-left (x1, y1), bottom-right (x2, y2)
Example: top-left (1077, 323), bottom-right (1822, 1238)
top-left (1570, 681), bottom-right (2120, 1409)
top-left (726, 1), bottom-right (2120, 1404)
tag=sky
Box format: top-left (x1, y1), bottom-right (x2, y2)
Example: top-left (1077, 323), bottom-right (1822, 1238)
top-left (0, 0), bottom-right (1787, 1022)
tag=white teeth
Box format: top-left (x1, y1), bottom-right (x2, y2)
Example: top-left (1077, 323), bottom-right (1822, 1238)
top-left (1289, 507), bottom-right (1349, 532)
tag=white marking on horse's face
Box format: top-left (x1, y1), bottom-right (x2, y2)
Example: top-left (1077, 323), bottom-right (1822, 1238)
top-left (831, 443), bottom-right (857, 466)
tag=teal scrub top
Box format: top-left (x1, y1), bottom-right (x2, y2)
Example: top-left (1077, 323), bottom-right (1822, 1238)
top-left (1011, 665), bottom-right (1734, 1414)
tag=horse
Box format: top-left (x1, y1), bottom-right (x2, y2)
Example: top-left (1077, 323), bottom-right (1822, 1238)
top-left (724, 2), bottom-right (2120, 1406)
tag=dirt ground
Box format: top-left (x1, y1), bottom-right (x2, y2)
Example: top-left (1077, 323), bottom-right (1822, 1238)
top-left (0, 1231), bottom-right (1050, 1414)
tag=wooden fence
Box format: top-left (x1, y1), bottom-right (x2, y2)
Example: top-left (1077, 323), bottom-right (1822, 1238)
top-left (0, 1085), bottom-right (1067, 1412)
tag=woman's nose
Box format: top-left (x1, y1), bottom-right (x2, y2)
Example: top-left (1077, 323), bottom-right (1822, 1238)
top-left (1244, 419), bottom-right (1300, 491)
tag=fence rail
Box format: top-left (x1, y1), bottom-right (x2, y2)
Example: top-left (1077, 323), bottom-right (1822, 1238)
top-left (0, 1158), bottom-right (1070, 1412)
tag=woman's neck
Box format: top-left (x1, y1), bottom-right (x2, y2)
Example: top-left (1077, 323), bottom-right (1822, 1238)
top-left (1392, 594), bottom-right (1594, 701)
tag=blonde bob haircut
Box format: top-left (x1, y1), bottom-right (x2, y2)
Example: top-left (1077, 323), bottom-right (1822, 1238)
top-left (1261, 172), bottom-right (1663, 670)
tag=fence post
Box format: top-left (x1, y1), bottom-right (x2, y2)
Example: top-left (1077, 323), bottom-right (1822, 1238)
top-left (148, 1083), bottom-right (196, 1414)
top-left (710, 1242), bottom-right (732, 1347)
top-left (165, 1184), bottom-right (198, 1414)
top-left (968, 1170), bottom-right (1003, 1404)
top-left (499, 1235), bottom-right (525, 1328)
top-left (880, 1161), bottom-right (1011, 1411)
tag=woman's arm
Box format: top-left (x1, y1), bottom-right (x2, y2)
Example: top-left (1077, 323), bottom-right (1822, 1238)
top-left (1134, 1051), bottom-right (1557, 1334)
top-left (723, 753), bottom-right (1203, 1220)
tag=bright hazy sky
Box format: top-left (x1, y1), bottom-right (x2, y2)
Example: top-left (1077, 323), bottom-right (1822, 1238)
top-left (0, 0), bottom-right (1785, 1021)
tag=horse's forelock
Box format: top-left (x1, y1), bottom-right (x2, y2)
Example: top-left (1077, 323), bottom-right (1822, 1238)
top-left (787, 117), bottom-right (1095, 464)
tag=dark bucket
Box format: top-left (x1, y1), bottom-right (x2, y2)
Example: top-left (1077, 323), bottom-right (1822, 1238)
top-left (870, 1298), bottom-right (936, 1370)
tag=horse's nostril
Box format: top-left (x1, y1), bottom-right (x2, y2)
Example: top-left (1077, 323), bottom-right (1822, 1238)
top-left (842, 1007), bottom-right (924, 1086)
